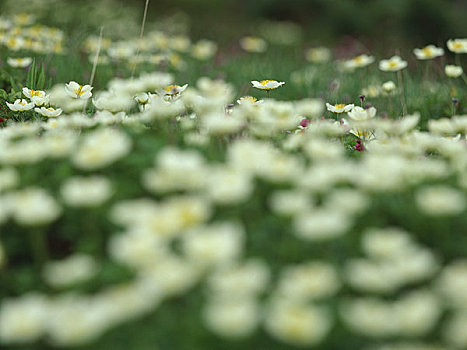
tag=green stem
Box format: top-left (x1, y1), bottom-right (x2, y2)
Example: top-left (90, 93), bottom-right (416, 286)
top-left (397, 70), bottom-right (407, 116)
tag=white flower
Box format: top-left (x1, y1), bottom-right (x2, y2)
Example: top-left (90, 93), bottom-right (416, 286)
top-left (413, 45), bottom-right (444, 60)
top-left (65, 81), bottom-right (93, 99)
top-left (347, 106), bottom-right (376, 121)
top-left (445, 65), bottom-right (463, 78)
top-left (61, 176), bottom-right (112, 207)
top-left (382, 81), bottom-right (397, 93)
top-left (237, 96), bottom-right (263, 105)
top-left (31, 95), bottom-right (50, 107)
top-left (34, 107), bottom-right (62, 118)
top-left (344, 54), bottom-right (375, 70)
top-left (305, 47), bottom-right (331, 63)
top-left (182, 222), bottom-right (244, 267)
top-left (251, 80), bottom-right (285, 90)
top-left (163, 84), bottom-right (188, 96)
top-left (416, 185), bottom-right (466, 216)
top-left (0, 294), bottom-right (48, 343)
top-left (265, 299), bottom-right (332, 346)
top-left (379, 56), bottom-right (408, 72)
top-left (72, 128), bottom-right (132, 170)
top-left (447, 38), bottom-right (467, 53)
top-left (134, 92), bottom-right (150, 104)
top-left (326, 103), bottom-right (354, 113)
top-left (6, 99), bottom-right (35, 111)
top-left (192, 39), bottom-right (217, 60)
top-left (203, 297), bottom-right (260, 338)
top-left (277, 262), bottom-right (340, 301)
top-left (239, 36), bottom-right (267, 53)
top-left (9, 188), bottom-right (62, 226)
top-left (22, 88), bottom-right (46, 99)
top-left (42, 254), bottom-right (98, 288)
top-left (6, 57), bottom-right (32, 68)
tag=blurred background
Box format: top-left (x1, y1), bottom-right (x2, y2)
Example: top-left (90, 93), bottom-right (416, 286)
top-left (2, 0), bottom-right (466, 52)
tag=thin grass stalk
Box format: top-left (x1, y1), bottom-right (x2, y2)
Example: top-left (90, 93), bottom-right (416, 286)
top-left (131, 0), bottom-right (150, 79)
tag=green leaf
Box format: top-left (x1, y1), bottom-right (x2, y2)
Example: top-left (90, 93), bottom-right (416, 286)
top-left (37, 68), bottom-right (45, 90)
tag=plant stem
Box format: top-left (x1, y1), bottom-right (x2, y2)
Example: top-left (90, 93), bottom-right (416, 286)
top-left (131, 0), bottom-right (150, 79)
top-left (397, 70), bottom-right (407, 116)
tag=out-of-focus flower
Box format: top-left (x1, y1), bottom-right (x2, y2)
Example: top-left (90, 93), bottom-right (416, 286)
top-left (237, 96), bottom-right (263, 105)
top-left (379, 56), bottom-right (408, 72)
top-left (61, 176), bottom-right (112, 207)
top-left (361, 85), bottom-right (381, 98)
top-left (344, 54), bottom-right (375, 70)
top-left (413, 45), bottom-right (444, 60)
top-left (192, 39), bottom-right (217, 60)
top-left (34, 107), bottom-right (62, 118)
top-left (6, 57), bottom-right (32, 68)
top-left (239, 36), bottom-right (267, 53)
top-left (203, 297), bottom-right (260, 338)
top-left (134, 92), bottom-right (150, 104)
top-left (251, 80), bottom-right (285, 90)
top-left (13, 13), bottom-right (35, 26)
top-left (305, 47), bottom-right (331, 63)
top-left (347, 106), bottom-right (376, 121)
top-left (445, 65), bottom-right (463, 78)
top-left (416, 186), bottom-right (466, 216)
top-left (42, 254), bottom-right (98, 288)
top-left (9, 188), bottom-right (62, 226)
top-left (447, 39), bottom-right (467, 53)
top-left (6, 99), bottom-right (35, 111)
top-left (65, 81), bottom-right (93, 99)
top-left (326, 103), bottom-right (354, 113)
top-left (265, 299), bottom-right (332, 347)
top-left (382, 81), bottom-right (397, 93)
top-left (164, 84), bottom-right (188, 97)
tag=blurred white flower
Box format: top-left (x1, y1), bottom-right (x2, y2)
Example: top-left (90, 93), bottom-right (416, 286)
top-left (344, 54), bottom-right (375, 70)
top-left (34, 107), bottom-right (62, 118)
top-left (347, 106), bottom-right (376, 121)
top-left (42, 254), bottom-right (98, 288)
top-left (379, 56), bottom-right (408, 72)
top-left (203, 296), bottom-right (260, 338)
top-left (416, 185), bottom-right (466, 216)
top-left (445, 65), bottom-right (463, 78)
top-left (239, 36), bottom-right (267, 53)
top-left (305, 47), bottom-right (331, 63)
top-left (6, 57), bottom-right (32, 68)
top-left (61, 176), bottom-right (112, 207)
top-left (413, 45), bottom-right (444, 59)
top-left (447, 38), bottom-right (467, 53)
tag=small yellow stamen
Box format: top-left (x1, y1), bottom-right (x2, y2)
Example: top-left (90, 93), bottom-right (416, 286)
top-left (260, 80), bottom-right (274, 85)
top-left (334, 104), bottom-right (346, 109)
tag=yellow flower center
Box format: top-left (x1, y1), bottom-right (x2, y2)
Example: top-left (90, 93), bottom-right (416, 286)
top-left (422, 47), bottom-right (433, 56)
top-left (76, 85), bottom-right (85, 97)
top-left (388, 61), bottom-right (398, 68)
top-left (19, 101), bottom-right (26, 106)
top-left (47, 108), bottom-right (54, 112)
top-left (260, 80), bottom-right (274, 85)
top-left (334, 104), bottom-right (346, 109)
top-left (453, 42), bottom-right (463, 49)
top-left (240, 96), bottom-right (258, 103)
top-left (30, 90), bottom-right (41, 97)
top-left (165, 85), bottom-right (180, 94)
top-left (354, 55), bottom-right (364, 64)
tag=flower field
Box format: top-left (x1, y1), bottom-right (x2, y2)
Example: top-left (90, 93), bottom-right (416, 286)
top-left (1, 1), bottom-right (467, 349)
